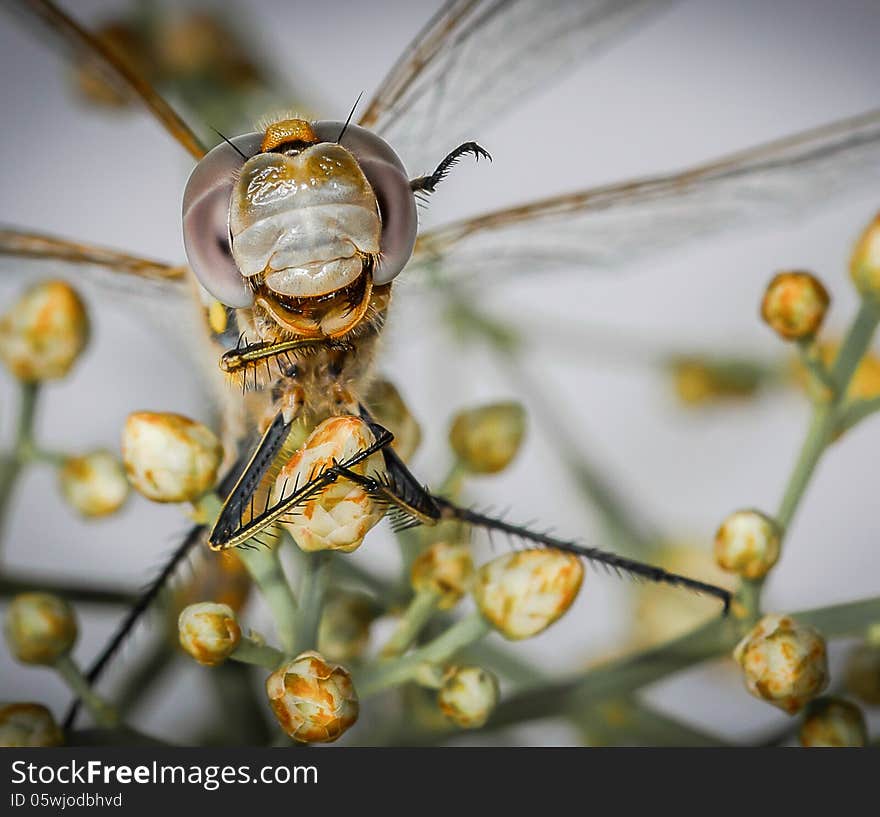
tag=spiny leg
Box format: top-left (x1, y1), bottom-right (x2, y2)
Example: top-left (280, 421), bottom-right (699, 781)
top-left (409, 142), bottom-right (492, 195)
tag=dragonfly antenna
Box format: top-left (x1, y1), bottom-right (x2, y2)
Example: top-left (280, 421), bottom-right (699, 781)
top-left (211, 127), bottom-right (248, 161)
top-left (337, 91), bottom-right (365, 143)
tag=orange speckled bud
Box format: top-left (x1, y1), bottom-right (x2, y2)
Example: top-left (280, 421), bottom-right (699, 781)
top-left (799, 697), bottom-right (867, 747)
top-left (59, 450), bottom-right (129, 518)
top-left (850, 212), bottom-right (880, 300)
top-left (274, 416), bottom-right (386, 553)
top-left (4, 593), bottom-right (77, 665)
top-left (437, 665), bottom-right (499, 729)
top-left (411, 542), bottom-right (473, 610)
top-left (122, 412), bottom-right (223, 503)
top-left (449, 402), bottom-right (526, 474)
top-left (472, 550), bottom-right (583, 640)
top-left (0, 281), bottom-right (89, 382)
top-left (265, 651), bottom-right (359, 743)
top-left (733, 614), bottom-right (829, 714)
top-left (714, 509), bottom-right (781, 580)
top-left (0, 703), bottom-right (63, 747)
top-left (178, 602), bottom-right (241, 666)
top-left (761, 271), bottom-right (830, 341)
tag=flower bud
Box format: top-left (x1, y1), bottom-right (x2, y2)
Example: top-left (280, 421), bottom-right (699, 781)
top-left (265, 651), bottom-right (359, 743)
top-left (733, 614), bottom-right (829, 714)
top-left (364, 379), bottom-right (422, 462)
top-left (799, 697), bottom-right (867, 747)
top-left (437, 665), bottom-right (499, 729)
top-left (761, 271), bottom-right (830, 340)
top-left (4, 593), bottom-right (77, 665)
top-left (318, 589), bottom-right (381, 663)
top-left (850, 212), bottom-right (880, 301)
top-left (449, 402), bottom-right (526, 474)
top-left (669, 357), bottom-right (765, 406)
top-left (411, 542), bottom-right (474, 610)
top-left (173, 552), bottom-right (251, 624)
top-left (178, 602), bottom-right (241, 666)
top-left (0, 281), bottom-right (89, 382)
top-left (122, 412), bottom-right (223, 503)
top-left (0, 703), bottom-right (63, 747)
top-left (58, 450), bottom-right (129, 518)
top-left (274, 416), bottom-right (386, 553)
top-left (714, 509), bottom-right (781, 580)
top-left (473, 550), bottom-right (583, 640)
top-left (843, 642), bottom-right (880, 705)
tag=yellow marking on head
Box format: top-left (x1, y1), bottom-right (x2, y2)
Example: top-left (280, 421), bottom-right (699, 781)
top-left (261, 119), bottom-right (319, 152)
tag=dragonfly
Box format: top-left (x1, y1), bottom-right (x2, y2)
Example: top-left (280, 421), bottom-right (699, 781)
top-left (2, 0), bottom-right (879, 721)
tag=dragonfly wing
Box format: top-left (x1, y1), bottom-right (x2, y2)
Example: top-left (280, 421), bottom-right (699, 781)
top-left (359, 0), bottom-right (674, 173)
top-left (409, 109), bottom-right (880, 284)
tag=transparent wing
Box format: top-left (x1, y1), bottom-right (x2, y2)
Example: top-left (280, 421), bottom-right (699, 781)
top-left (359, 0), bottom-right (673, 173)
top-left (410, 110), bottom-right (880, 284)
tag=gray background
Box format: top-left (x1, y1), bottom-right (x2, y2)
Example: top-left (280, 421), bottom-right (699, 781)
top-left (0, 0), bottom-right (878, 744)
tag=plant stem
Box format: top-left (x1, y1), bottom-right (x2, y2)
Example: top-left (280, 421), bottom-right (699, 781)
top-left (0, 381), bottom-right (39, 547)
top-left (0, 573), bottom-right (135, 606)
top-left (836, 395), bottom-right (880, 436)
top-left (231, 637), bottom-right (285, 669)
top-left (291, 550), bottom-right (330, 655)
top-left (236, 545), bottom-right (298, 654)
top-left (54, 655), bottom-right (119, 729)
top-left (356, 612), bottom-right (491, 696)
top-left (381, 588), bottom-right (440, 657)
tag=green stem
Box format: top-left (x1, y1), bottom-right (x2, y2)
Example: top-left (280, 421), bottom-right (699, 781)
top-left (231, 637), bottom-right (285, 669)
top-left (356, 612), bottom-right (491, 696)
top-left (381, 589), bottom-right (440, 657)
top-left (0, 574), bottom-right (135, 606)
top-left (836, 395), bottom-right (880, 436)
top-left (291, 551), bottom-right (330, 655)
top-left (54, 655), bottom-right (119, 729)
top-left (0, 381), bottom-right (39, 546)
top-left (236, 545), bottom-right (298, 654)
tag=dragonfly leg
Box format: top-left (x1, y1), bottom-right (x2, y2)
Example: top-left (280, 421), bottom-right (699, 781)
top-left (409, 142), bottom-right (492, 194)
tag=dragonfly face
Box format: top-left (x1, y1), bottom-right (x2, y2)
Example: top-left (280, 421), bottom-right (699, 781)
top-left (183, 118), bottom-right (418, 343)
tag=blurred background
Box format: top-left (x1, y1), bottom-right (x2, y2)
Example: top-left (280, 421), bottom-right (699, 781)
top-left (0, 0), bottom-right (878, 745)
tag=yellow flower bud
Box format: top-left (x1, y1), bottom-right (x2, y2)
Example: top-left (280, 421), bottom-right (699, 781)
top-left (58, 450), bottom-right (129, 518)
top-left (850, 212), bottom-right (880, 300)
top-left (733, 614), bottom-right (829, 714)
top-left (714, 509), bottom-right (781, 580)
top-left (843, 642), bottom-right (880, 705)
top-left (437, 665), bottom-right (499, 729)
top-left (122, 412), bottom-right (223, 503)
top-left (364, 379), bottom-right (422, 462)
top-left (411, 542), bottom-right (474, 610)
top-left (318, 589), bottom-right (380, 663)
top-left (274, 416), bottom-right (386, 553)
top-left (761, 271), bottom-right (830, 341)
top-left (0, 703), bottom-right (63, 747)
top-left (265, 651), bottom-right (359, 743)
top-left (178, 602), bottom-right (241, 666)
top-left (449, 402), bottom-right (526, 474)
top-left (473, 550), bottom-right (583, 640)
top-left (4, 593), bottom-right (77, 665)
top-left (669, 357), bottom-right (765, 406)
top-left (799, 697), bottom-right (867, 747)
top-left (0, 281), bottom-right (89, 382)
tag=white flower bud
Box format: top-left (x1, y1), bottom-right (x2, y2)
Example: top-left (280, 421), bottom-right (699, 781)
top-left (122, 412), bottom-right (223, 503)
top-left (714, 509), bottom-right (781, 580)
top-left (58, 450), bottom-right (129, 518)
top-left (437, 665), bottom-right (499, 729)
top-left (178, 602), bottom-right (241, 666)
top-left (449, 402), bottom-right (526, 474)
top-left (365, 379), bottom-right (422, 462)
top-left (0, 703), bottom-right (63, 747)
top-left (274, 416), bottom-right (386, 553)
top-left (4, 593), bottom-right (77, 665)
top-left (411, 542), bottom-right (474, 610)
top-left (265, 651), bottom-right (359, 743)
top-left (800, 697), bottom-right (867, 747)
top-left (0, 281), bottom-right (89, 382)
top-left (472, 550), bottom-right (583, 640)
top-left (733, 614), bottom-right (829, 714)
top-left (761, 271), bottom-right (830, 341)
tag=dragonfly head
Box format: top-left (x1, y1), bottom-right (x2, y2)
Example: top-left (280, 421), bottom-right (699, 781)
top-left (182, 119), bottom-right (417, 339)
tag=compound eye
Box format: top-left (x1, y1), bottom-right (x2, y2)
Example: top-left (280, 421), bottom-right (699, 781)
top-left (182, 133), bottom-right (262, 307)
top-left (313, 122), bottom-right (418, 285)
